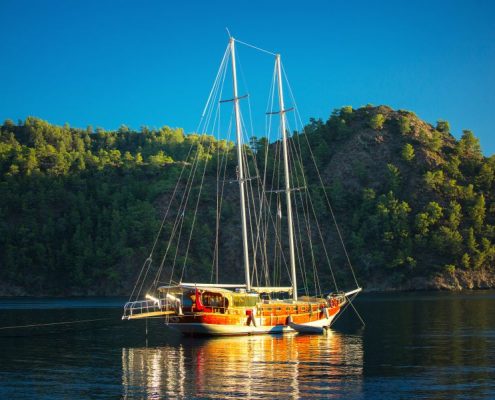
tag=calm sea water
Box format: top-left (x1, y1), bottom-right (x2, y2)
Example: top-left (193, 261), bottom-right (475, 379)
top-left (0, 292), bottom-right (494, 399)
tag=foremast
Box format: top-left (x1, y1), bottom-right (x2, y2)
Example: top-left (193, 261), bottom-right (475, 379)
top-left (275, 54), bottom-right (298, 302)
top-left (230, 38), bottom-right (251, 291)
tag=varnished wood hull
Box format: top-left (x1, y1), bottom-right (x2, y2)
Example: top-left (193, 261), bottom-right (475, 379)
top-left (165, 304), bottom-right (340, 336)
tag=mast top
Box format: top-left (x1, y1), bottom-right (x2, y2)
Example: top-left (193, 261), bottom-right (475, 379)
top-left (231, 37), bottom-right (278, 57)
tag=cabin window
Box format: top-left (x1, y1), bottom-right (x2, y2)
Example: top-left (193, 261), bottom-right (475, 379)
top-left (203, 292), bottom-right (225, 307)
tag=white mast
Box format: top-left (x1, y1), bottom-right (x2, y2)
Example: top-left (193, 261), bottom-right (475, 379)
top-left (230, 38), bottom-right (251, 291)
top-left (275, 54), bottom-right (298, 301)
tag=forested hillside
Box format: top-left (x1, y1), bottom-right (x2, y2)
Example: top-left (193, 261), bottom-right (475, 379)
top-left (1, 105), bottom-right (494, 295)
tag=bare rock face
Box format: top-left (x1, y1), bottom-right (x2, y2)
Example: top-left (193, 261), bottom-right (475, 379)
top-left (323, 106), bottom-right (456, 197)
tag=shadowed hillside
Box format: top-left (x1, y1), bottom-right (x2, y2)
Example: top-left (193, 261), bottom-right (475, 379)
top-left (1, 106), bottom-right (494, 295)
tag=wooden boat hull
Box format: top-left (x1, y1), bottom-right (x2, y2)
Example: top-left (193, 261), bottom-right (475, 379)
top-left (164, 305), bottom-right (340, 336)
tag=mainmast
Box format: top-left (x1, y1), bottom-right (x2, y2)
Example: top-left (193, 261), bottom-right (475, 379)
top-left (230, 38), bottom-right (251, 291)
top-left (275, 54), bottom-right (298, 302)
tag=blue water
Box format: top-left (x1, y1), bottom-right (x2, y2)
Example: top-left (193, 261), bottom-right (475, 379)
top-left (0, 292), bottom-right (494, 399)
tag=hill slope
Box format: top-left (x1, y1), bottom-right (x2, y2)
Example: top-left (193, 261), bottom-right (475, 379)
top-left (1, 106), bottom-right (494, 295)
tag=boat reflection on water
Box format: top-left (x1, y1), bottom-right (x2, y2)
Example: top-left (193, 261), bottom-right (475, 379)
top-left (121, 332), bottom-right (363, 399)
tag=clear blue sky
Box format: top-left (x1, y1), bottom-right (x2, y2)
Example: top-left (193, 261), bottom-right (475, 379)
top-left (1, 0), bottom-right (494, 154)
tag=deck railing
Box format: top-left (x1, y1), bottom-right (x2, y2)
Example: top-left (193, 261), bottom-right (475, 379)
top-left (122, 299), bottom-right (172, 320)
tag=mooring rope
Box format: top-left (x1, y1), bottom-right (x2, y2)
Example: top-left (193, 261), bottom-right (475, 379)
top-left (0, 317), bottom-right (116, 331)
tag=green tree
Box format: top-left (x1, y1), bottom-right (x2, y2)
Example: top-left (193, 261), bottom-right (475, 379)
top-left (149, 151), bottom-right (174, 167)
top-left (401, 143), bottom-right (415, 162)
top-left (415, 202), bottom-right (443, 236)
top-left (340, 106), bottom-right (353, 118)
top-left (387, 163), bottom-right (401, 192)
top-left (457, 130), bottom-right (482, 161)
top-left (436, 120), bottom-right (450, 133)
top-left (398, 115), bottom-right (411, 135)
top-left (369, 113), bottom-right (385, 130)
top-left (470, 194), bottom-right (486, 233)
top-left (475, 163), bottom-right (493, 191)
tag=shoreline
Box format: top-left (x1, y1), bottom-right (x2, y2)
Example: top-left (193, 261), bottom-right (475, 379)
top-left (1, 273), bottom-right (494, 298)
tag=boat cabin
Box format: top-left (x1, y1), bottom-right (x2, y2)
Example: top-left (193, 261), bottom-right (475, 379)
top-left (158, 285), bottom-right (260, 314)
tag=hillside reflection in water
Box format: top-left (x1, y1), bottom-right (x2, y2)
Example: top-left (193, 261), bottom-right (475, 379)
top-left (121, 333), bottom-right (364, 399)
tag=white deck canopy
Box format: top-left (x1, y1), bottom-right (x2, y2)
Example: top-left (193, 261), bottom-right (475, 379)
top-left (158, 283), bottom-right (293, 294)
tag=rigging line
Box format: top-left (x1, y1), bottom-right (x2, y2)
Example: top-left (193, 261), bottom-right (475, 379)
top-left (213, 108), bottom-right (228, 283)
top-left (213, 106), bottom-right (221, 284)
top-left (173, 141), bottom-right (206, 281)
top-left (302, 127), bottom-right (358, 288)
top-left (270, 141), bottom-right (285, 281)
top-left (156, 136), bottom-right (203, 282)
top-left (234, 38), bottom-right (277, 57)
top-left (251, 155), bottom-right (271, 287)
top-left (172, 163), bottom-right (203, 283)
top-left (211, 107), bottom-right (226, 283)
top-left (287, 130), bottom-right (315, 297)
top-left (129, 257), bottom-right (152, 302)
top-left (209, 58), bottom-right (230, 282)
top-left (289, 130), bottom-right (322, 295)
top-left (145, 46), bottom-right (229, 255)
top-left (0, 317), bottom-right (115, 330)
top-left (289, 173), bottom-right (309, 296)
top-left (291, 184), bottom-right (310, 296)
top-left (286, 119), bottom-right (322, 296)
top-left (242, 139), bottom-right (262, 287)
top-left (347, 294), bottom-right (366, 327)
top-left (267, 196), bottom-right (293, 286)
top-left (198, 54), bottom-right (227, 135)
top-left (132, 130), bottom-right (206, 299)
top-left (288, 129), bottom-right (339, 292)
top-left (146, 44), bottom-right (230, 293)
top-left (262, 193), bottom-right (278, 286)
top-left (236, 48), bottom-right (256, 149)
top-left (162, 131), bottom-right (207, 286)
top-left (301, 170), bottom-right (322, 297)
top-left (328, 299), bottom-right (353, 327)
top-left (179, 159), bottom-right (209, 282)
top-left (261, 58), bottom-right (277, 268)
top-left (165, 48), bottom-right (230, 285)
top-left (196, 41), bottom-right (229, 134)
top-left (329, 293), bottom-right (364, 327)
top-left (302, 176), bottom-right (339, 291)
top-left (165, 150), bottom-right (202, 279)
top-left (282, 63), bottom-right (359, 289)
top-left (301, 186), bottom-right (322, 297)
top-left (239, 110), bottom-right (265, 287)
top-left (179, 133), bottom-right (214, 282)
top-left (273, 203), bottom-right (281, 286)
top-left (199, 44), bottom-right (231, 123)
top-left (135, 135), bottom-right (196, 299)
top-left (211, 110), bottom-right (234, 283)
top-left (260, 149), bottom-right (272, 284)
top-left (209, 68), bottom-right (235, 283)
top-left (261, 181), bottom-right (292, 287)
top-left (255, 61), bottom-right (277, 286)
top-left (260, 138), bottom-right (272, 285)
top-left (280, 67), bottom-right (338, 292)
top-left (266, 61), bottom-right (278, 115)
top-left (250, 165), bottom-right (267, 289)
